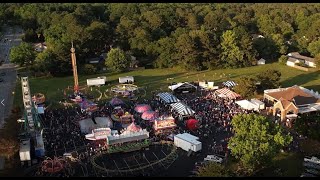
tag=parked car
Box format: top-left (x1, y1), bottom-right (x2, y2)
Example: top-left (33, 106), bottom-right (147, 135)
top-left (204, 155), bottom-right (223, 163)
top-left (195, 161), bottom-right (209, 166)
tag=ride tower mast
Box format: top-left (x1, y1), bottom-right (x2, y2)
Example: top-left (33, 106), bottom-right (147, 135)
top-left (70, 42), bottom-right (79, 93)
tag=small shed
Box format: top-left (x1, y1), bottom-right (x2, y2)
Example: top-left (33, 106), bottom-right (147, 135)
top-left (257, 58), bottom-right (266, 65)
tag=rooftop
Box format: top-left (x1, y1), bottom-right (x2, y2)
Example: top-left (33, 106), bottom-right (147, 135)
top-left (266, 86), bottom-right (320, 106)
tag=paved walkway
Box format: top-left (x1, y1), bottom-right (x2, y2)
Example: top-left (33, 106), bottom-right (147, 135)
top-left (0, 26), bottom-right (23, 128)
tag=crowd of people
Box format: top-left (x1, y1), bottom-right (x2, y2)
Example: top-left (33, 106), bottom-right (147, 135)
top-left (37, 86), bottom-right (267, 176)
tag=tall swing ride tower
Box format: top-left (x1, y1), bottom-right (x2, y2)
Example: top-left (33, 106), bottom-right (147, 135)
top-left (71, 42), bottom-right (79, 93)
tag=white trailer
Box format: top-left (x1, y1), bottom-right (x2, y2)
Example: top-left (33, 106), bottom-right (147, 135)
top-left (119, 76), bottom-right (134, 84)
top-left (19, 139), bottom-right (31, 162)
top-left (87, 77), bottom-right (106, 86)
top-left (174, 133), bottom-right (202, 152)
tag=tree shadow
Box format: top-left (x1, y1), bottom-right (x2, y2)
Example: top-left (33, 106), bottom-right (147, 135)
top-left (281, 70), bottom-right (320, 91)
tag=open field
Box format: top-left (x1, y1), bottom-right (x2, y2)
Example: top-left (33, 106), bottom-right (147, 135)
top-left (12, 62), bottom-right (320, 108)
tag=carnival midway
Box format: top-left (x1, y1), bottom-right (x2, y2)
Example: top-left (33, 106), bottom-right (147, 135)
top-left (18, 43), bottom-right (263, 177)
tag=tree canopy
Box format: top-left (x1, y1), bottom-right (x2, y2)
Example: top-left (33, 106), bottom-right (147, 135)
top-left (105, 48), bottom-right (130, 73)
top-left (294, 113), bottom-right (320, 141)
top-left (9, 42), bottom-right (36, 66)
top-left (197, 162), bottom-right (233, 177)
top-left (234, 76), bottom-right (257, 98)
top-left (256, 69), bottom-right (281, 90)
top-left (1, 3), bottom-right (320, 76)
top-left (228, 113), bottom-right (293, 172)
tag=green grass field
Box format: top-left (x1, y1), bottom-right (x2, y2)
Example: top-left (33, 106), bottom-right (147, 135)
top-left (12, 62), bottom-right (320, 107)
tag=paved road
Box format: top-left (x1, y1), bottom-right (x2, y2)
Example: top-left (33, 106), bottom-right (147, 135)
top-left (0, 26), bottom-right (23, 128)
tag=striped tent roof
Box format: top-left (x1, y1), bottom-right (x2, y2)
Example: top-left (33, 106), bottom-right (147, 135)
top-left (157, 92), bottom-right (180, 104)
top-left (222, 81), bottom-right (237, 88)
top-left (216, 88), bottom-right (241, 99)
top-left (170, 102), bottom-right (195, 116)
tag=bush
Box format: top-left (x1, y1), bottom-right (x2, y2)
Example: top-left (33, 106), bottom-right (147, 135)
top-left (295, 62), bottom-right (308, 67)
top-left (278, 55), bottom-right (288, 65)
top-left (81, 64), bottom-right (97, 75)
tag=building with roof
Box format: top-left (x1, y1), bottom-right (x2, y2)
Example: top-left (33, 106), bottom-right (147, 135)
top-left (264, 85), bottom-right (320, 127)
top-left (286, 52), bottom-right (316, 68)
top-left (257, 58), bottom-right (266, 65)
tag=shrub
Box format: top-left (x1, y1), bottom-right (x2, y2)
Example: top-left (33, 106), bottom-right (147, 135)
top-left (278, 55), bottom-right (288, 65)
top-left (81, 64), bottom-right (97, 75)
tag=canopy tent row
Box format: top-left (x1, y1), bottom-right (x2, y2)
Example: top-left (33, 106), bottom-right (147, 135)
top-left (157, 92), bottom-right (180, 104)
top-left (170, 102), bottom-right (195, 117)
top-left (215, 88), bottom-right (241, 99)
top-left (235, 100), bottom-right (258, 111)
top-left (222, 81), bottom-right (237, 88)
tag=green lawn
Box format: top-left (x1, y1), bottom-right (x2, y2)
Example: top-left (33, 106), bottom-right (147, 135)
top-left (254, 152), bottom-right (304, 177)
top-left (12, 62), bottom-right (320, 107)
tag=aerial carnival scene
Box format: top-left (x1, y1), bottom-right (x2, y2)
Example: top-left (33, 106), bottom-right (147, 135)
top-left (15, 40), bottom-right (318, 177)
top-left (18, 43), bottom-right (186, 177)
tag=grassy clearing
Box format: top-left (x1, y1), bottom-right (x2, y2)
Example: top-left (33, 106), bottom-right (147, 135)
top-left (254, 152), bottom-right (304, 177)
top-left (299, 139), bottom-right (320, 156)
top-left (11, 62), bottom-right (320, 107)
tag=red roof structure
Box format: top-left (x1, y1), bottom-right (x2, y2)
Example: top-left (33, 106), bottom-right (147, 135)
top-left (141, 110), bottom-right (158, 121)
top-left (126, 122), bottom-right (141, 132)
top-left (134, 104), bottom-right (152, 113)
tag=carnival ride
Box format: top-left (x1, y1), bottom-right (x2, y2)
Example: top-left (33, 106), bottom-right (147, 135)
top-left (19, 77), bottom-right (45, 165)
top-left (32, 93), bottom-right (46, 104)
top-left (41, 157), bottom-right (67, 173)
top-left (90, 141), bottom-right (178, 177)
top-left (111, 84), bottom-right (138, 96)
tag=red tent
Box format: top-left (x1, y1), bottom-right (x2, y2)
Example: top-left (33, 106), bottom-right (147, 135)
top-left (141, 110), bottom-right (158, 121)
top-left (186, 119), bottom-right (199, 130)
top-left (134, 104), bottom-right (152, 113)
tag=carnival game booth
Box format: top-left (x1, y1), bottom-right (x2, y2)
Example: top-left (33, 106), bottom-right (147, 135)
top-left (156, 92), bottom-right (180, 104)
top-left (215, 88), bottom-right (241, 100)
top-left (108, 122), bottom-right (149, 145)
top-left (169, 82), bottom-right (197, 94)
top-left (153, 116), bottom-right (177, 134)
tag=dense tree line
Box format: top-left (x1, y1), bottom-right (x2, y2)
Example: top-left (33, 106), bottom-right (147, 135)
top-left (2, 3), bottom-right (320, 76)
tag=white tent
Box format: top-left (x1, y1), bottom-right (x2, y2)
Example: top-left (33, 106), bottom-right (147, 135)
top-left (157, 92), bottom-right (180, 104)
top-left (250, 99), bottom-right (265, 110)
top-left (170, 102), bottom-right (195, 116)
top-left (168, 82), bottom-right (197, 91)
top-left (236, 100), bottom-right (259, 111)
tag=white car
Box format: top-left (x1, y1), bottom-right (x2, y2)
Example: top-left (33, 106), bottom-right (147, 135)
top-left (204, 155), bottom-right (223, 163)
